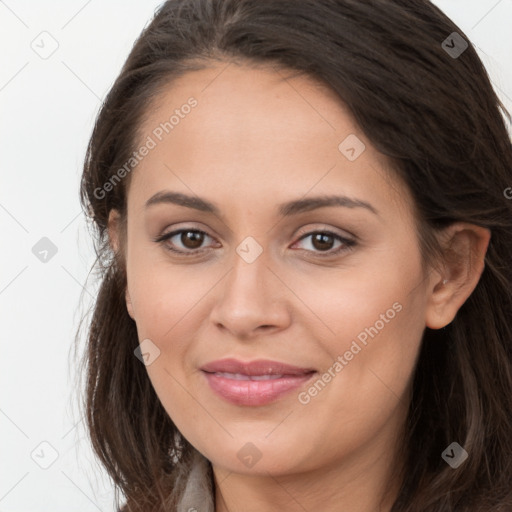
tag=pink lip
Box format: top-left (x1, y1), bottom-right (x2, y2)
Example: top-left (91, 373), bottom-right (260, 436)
top-left (200, 358), bottom-right (317, 406)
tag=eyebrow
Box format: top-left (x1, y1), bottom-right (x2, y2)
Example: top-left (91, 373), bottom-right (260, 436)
top-left (145, 191), bottom-right (378, 216)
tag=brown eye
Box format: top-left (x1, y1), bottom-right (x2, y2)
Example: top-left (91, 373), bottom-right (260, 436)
top-left (293, 230), bottom-right (356, 256)
top-left (311, 233), bottom-right (336, 251)
top-left (180, 230), bottom-right (205, 249)
top-left (154, 229), bottom-right (215, 254)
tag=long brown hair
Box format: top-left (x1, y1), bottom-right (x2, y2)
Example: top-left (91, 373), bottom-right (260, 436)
top-left (78, 1), bottom-right (512, 510)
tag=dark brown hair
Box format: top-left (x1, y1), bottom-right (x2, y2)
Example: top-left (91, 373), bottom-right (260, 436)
top-left (78, 0), bottom-right (512, 510)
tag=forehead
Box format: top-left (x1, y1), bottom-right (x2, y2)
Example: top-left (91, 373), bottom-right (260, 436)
top-left (129, 62), bottom-right (410, 220)
top-left (141, 62), bottom-right (351, 152)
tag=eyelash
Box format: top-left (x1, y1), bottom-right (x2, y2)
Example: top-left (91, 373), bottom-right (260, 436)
top-left (153, 227), bottom-right (357, 258)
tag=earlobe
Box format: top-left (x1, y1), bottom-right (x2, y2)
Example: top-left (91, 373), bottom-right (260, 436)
top-left (425, 222), bottom-right (490, 330)
top-left (125, 288), bottom-right (135, 320)
top-left (107, 209), bottom-right (121, 254)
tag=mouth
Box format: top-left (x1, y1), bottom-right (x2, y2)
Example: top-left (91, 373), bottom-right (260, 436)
top-left (200, 358), bottom-right (317, 406)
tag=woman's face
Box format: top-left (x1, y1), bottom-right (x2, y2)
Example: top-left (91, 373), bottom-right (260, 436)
top-left (115, 63), bottom-right (433, 477)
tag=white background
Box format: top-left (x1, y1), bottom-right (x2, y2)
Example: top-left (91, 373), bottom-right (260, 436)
top-left (1, 1), bottom-right (511, 510)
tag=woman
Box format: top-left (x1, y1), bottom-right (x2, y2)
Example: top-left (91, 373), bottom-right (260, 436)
top-left (78, 0), bottom-right (512, 510)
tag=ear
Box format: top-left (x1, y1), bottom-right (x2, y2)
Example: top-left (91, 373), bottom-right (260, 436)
top-left (107, 209), bottom-right (121, 254)
top-left (107, 209), bottom-right (135, 320)
top-left (425, 222), bottom-right (490, 329)
top-left (125, 288), bottom-right (135, 320)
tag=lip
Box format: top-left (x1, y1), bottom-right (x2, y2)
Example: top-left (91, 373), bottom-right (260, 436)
top-left (200, 358), bottom-right (316, 376)
top-left (200, 358), bottom-right (317, 406)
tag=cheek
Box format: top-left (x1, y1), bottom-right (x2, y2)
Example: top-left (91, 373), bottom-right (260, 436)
top-left (292, 253), bottom-right (424, 347)
top-left (125, 257), bottom-right (217, 428)
top-left (300, 246), bottom-right (427, 402)
top-left (315, 268), bottom-right (426, 423)
top-left (126, 251), bottom-right (230, 402)
top-left (126, 239), bottom-right (220, 335)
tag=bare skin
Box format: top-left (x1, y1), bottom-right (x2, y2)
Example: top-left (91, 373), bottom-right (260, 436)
top-left (108, 62), bottom-right (490, 512)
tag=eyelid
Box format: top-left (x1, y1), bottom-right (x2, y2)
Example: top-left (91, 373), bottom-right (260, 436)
top-left (294, 223), bottom-right (356, 241)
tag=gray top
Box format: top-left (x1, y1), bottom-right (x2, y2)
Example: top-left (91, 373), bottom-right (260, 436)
top-left (176, 450), bottom-right (215, 512)
top-left (118, 450), bottom-right (215, 512)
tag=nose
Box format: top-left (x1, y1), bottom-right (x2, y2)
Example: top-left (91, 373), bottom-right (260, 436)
top-left (209, 244), bottom-right (292, 340)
